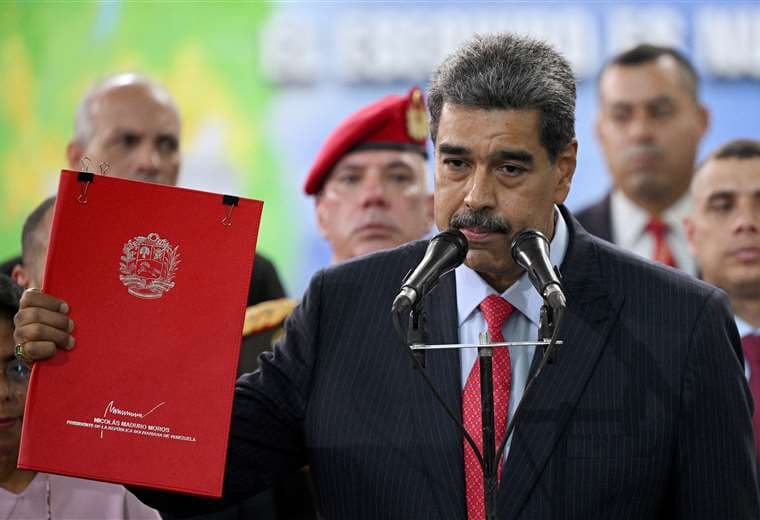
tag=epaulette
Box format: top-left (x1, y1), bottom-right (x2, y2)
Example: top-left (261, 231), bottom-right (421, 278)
top-left (242, 297), bottom-right (298, 336)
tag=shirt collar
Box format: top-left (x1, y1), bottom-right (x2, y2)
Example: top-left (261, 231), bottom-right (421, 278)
top-left (735, 315), bottom-right (760, 338)
top-left (611, 190), bottom-right (691, 246)
top-left (455, 206), bottom-right (569, 327)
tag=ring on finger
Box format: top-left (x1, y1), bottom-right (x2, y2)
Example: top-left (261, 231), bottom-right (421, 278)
top-left (14, 343), bottom-right (32, 365)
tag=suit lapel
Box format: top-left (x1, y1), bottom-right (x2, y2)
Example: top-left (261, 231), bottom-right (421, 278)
top-left (409, 270), bottom-right (466, 517)
top-left (496, 209), bottom-right (624, 519)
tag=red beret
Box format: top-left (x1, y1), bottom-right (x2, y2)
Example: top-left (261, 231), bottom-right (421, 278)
top-left (304, 87), bottom-right (429, 195)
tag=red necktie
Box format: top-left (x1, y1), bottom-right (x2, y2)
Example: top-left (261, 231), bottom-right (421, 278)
top-left (462, 295), bottom-right (514, 520)
top-left (742, 334), bottom-right (760, 462)
top-left (645, 217), bottom-right (677, 268)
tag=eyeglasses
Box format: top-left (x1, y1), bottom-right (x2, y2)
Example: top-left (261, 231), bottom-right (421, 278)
top-left (3, 358), bottom-right (31, 389)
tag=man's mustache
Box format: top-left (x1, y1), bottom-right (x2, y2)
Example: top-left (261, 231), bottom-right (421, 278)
top-left (449, 208), bottom-right (511, 234)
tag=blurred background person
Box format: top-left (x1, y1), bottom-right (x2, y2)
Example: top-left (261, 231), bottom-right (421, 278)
top-left (2, 73), bottom-right (285, 309)
top-left (0, 273), bottom-right (160, 518)
top-left (9, 197), bottom-right (54, 290)
top-left (576, 44), bottom-right (709, 274)
top-left (304, 86), bottom-right (434, 264)
top-left (243, 86), bottom-right (435, 350)
top-left (684, 138), bottom-right (760, 464)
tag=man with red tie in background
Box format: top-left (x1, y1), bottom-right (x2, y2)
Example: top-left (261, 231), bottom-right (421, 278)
top-left (576, 44), bottom-right (709, 275)
top-left (684, 138), bottom-right (760, 466)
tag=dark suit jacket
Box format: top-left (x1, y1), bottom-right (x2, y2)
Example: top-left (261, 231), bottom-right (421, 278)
top-left (135, 207), bottom-right (759, 519)
top-left (574, 193), bottom-right (613, 242)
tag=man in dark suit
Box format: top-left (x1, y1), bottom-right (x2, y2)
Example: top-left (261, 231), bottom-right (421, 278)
top-left (576, 44), bottom-right (709, 276)
top-left (13, 33), bottom-right (759, 519)
top-left (684, 139), bottom-right (760, 467)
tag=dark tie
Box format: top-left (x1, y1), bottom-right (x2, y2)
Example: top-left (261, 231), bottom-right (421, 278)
top-left (462, 295), bottom-right (514, 520)
top-left (742, 334), bottom-right (760, 462)
top-left (645, 217), bottom-right (677, 268)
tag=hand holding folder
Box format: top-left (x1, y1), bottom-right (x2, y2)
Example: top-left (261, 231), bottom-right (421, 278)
top-left (14, 170), bottom-right (263, 497)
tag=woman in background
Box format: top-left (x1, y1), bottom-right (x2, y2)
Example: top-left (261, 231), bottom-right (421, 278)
top-left (0, 274), bottom-right (160, 519)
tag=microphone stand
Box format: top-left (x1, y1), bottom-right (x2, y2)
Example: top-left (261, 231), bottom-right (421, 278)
top-left (393, 299), bottom-right (564, 520)
top-left (408, 304), bottom-right (427, 368)
top-left (538, 304), bottom-right (558, 363)
top-left (403, 303), bottom-right (498, 517)
top-left (478, 331), bottom-right (497, 520)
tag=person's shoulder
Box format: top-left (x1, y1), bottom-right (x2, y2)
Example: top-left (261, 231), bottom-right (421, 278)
top-left (48, 473), bottom-right (128, 496)
top-left (322, 240), bottom-right (428, 281)
top-left (575, 196), bottom-right (606, 215)
top-left (573, 194), bottom-right (612, 240)
top-left (252, 252), bottom-right (275, 270)
top-left (589, 232), bottom-right (716, 300)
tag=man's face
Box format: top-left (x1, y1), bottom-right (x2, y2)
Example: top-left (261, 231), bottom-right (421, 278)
top-left (685, 158), bottom-right (760, 299)
top-left (67, 84), bottom-right (181, 186)
top-left (434, 104), bottom-right (576, 292)
top-left (315, 149), bottom-right (433, 263)
top-left (11, 206), bottom-right (53, 289)
top-left (0, 317), bottom-right (29, 463)
top-left (596, 57), bottom-right (707, 211)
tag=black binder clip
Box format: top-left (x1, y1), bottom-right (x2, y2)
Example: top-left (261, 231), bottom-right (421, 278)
top-left (221, 195), bottom-right (239, 228)
top-left (77, 171), bottom-right (95, 205)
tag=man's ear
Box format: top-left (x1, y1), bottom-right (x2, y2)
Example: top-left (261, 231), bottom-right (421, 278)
top-left (66, 140), bottom-right (85, 170)
top-left (11, 264), bottom-right (30, 290)
top-left (553, 139), bottom-right (577, 204)
top-left (425, 193), bottom-right (434, 230)
top-left (695, 104), bottom-right (710, 142)
top-left (314, 196), bottom-right (330, 240)
top-left (683, 215), bottom-right (697, 256)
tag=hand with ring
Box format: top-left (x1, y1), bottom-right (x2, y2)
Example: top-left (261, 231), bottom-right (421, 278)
top-left (12, 288), bottom-right (75, 364)
top-left (14, 343), bottom-right (33, 366)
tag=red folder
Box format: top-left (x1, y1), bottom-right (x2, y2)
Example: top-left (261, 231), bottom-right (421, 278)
top-left (18, 170), bottom-right (263, 497)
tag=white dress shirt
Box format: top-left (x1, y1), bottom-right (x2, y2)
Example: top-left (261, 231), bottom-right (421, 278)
top-left (455, 206), bottom-right (569, 456)
top-left (737, 315), bottom-right (760, 381)
top-left (610, 190), bottom-right (697, 276)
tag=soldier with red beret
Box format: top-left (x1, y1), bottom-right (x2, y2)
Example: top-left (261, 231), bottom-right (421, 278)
top-left (305, 87), bottom-right (434, 264)
top-left (244, 88), bottom-right (436, 342)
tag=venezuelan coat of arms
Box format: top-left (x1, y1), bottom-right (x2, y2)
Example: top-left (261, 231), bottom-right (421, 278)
top-left (119, 233), bottom-right (180, 299)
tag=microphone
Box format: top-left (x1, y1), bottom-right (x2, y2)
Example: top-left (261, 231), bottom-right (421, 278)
top-left (511, 229), bottom-right (566, 310)
top-left (392, 229), bottom-right (468, 314)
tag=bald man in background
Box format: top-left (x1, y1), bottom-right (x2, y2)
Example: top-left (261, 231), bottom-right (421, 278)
top-left (3, 73), bottom-right (285, 307)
